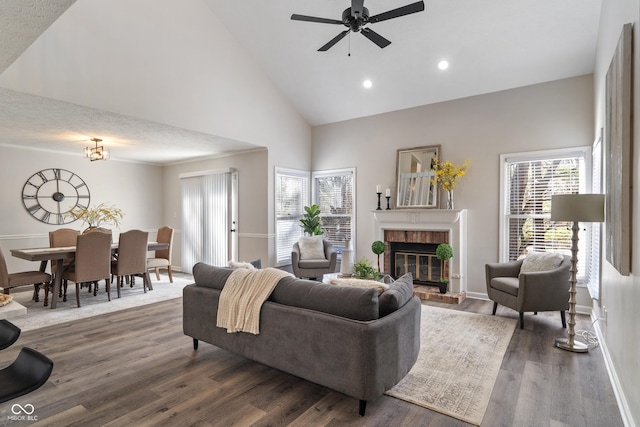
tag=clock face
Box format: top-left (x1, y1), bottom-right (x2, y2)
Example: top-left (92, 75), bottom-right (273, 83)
top-left (21, 168), bottom-right (91, 225)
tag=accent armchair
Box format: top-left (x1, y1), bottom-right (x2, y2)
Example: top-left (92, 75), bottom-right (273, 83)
top-left (291, 239), bottom-right (337, 280)
top-left (485, 254), bottom-right (571, 329)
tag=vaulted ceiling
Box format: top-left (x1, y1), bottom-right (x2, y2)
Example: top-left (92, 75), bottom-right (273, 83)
top-left (0, 0), bottom-right (602, 164)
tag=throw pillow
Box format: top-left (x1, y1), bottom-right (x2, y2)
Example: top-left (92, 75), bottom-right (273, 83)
top-left (379, 273), bottom-right (415, 317)
top-left (328, 277), bottom-right (390, 295)
top-left (229, 260), bottom-right (256, 270)
top-left (520, 252), bottom-right (564, 273)
top-left (298, 236), bottom-right (325, 260)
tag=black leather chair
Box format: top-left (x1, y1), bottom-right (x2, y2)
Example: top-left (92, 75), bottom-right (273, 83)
top-left (0, 319), bottom-right (20, 351)
top-left (0, 347), bottom-right (54, 404)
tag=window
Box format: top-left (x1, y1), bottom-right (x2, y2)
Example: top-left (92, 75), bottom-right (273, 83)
top-left (500, 147), bottom-right (594, 284)
top-left (312, 168), bottom-right (355, 258)
top-left (275, 168), bottom-right (309, 266)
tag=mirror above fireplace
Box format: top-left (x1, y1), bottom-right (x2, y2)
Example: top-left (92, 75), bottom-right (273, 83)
top-left (395, 145), bottom-right (440, 208)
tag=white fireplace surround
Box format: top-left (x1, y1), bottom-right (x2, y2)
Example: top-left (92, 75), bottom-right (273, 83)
top-left (373, 209), bottom-right (468, 294)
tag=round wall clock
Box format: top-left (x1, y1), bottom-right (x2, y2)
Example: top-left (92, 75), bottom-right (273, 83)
top-left (21, 168), bottom-right (91, 225)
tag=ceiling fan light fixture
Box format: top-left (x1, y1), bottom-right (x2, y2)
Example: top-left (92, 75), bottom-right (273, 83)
top-left (85, 138), bottom-right (110, 161)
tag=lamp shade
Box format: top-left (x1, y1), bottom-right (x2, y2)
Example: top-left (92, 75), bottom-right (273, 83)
top-left (550, 194), bottom-right (605, 222)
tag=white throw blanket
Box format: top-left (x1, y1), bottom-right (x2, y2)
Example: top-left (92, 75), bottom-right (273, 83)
top-left (216, 267), bottom-right (292, 334)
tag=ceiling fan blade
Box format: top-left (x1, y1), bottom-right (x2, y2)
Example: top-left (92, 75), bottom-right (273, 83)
top-left (351, 0), bottom-right (365, 18)
top-left (318, 30), bottom-right (350, 51)
top-left (291, 14), bottom-right (343, 25)
top-left (361, 28), bottom-right (391, 48)
top-left (369, 1), bottom-right (425, 23)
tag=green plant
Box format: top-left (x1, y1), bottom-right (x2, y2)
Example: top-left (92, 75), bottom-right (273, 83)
top-left (67, 203), bottom-right (124, 228)
top-left (353, 258), bottom-right (381, 280)
top-left (371, 240), bottom-right (386, 272)
top-left (436, 243), bottom-right (453, 261)
top-left (299, 204), bottom-right (323, 236)
top-left (436, 243), bottom-right (453, 283)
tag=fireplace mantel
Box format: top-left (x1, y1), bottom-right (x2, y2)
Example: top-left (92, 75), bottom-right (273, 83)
top-left (372, 209), bottom-right (467, 294)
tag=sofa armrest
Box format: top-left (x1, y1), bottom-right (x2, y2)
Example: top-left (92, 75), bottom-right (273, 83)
top-left (517, 261), bottom-right (571, 311)
top-left (485, 259), bottom-right (523, 284)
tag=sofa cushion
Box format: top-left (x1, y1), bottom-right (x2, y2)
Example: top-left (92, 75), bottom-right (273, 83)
top-left (379, 273), bottom-right (415, 317)
top-left (193, 262), bottom-right (233, 290)
top-left (298, 236), bottom-right (325, 260)
top-left (192, 263), bottom-right (379, 321)
top-left (490, 277), bottom-right (520, 296)
top-left (520, 252), bottom-right (563, 273)
top-left (298, 259), bottom-right (330, 269)
top-left (270, 276), bottom-right (379, 321)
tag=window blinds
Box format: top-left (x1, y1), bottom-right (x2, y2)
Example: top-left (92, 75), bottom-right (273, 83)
top-left (275, 168), bottom-right (309, 266)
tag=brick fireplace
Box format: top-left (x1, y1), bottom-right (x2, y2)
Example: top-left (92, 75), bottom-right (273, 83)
top-left (385, 231), bottom-right (449, 285)
top-left (373, 209), bottom-right (467, 295)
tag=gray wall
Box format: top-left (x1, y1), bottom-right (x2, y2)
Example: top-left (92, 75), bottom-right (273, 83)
top-left (593, 0), bottom-right (640, 425)
top-left (0, 144), bottom-right (163, 272)
top-left (312, 75), bottom-right (595, 308)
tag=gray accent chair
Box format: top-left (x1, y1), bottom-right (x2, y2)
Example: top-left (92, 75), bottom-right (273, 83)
top-left (291, 240), bottom-right (337, 279)
top-left (485, 255), bottom-right (571, 329)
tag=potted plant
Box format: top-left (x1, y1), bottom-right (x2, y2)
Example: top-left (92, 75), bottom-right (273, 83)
top-left (371, 240), bottom-right (386, 272)
top-left (299, 204), bottom-right (323, 236)
top-left (67, 202), bottom-right (124, 231)
top-left (435, 243), bottom-right (453, 294)
top-left (353, 258), bottom-right (381, 280)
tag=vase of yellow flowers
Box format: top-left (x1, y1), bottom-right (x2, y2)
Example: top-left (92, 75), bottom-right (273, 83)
top-left (432, 159), bottom-right (470, 209)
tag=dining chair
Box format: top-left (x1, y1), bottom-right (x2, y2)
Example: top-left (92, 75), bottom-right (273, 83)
top-left (147, 226), bottom-right (174, 283)
top-left (61, 231), bottom-right (112, 307)
top-left (112, 230), bottom-right (150, 297)
top-left (0, 248), bottom-right (52, 304)
top-left (47, 228), bottom-right (80, 305)
top-left (81, 228), bottom-right (113, 296)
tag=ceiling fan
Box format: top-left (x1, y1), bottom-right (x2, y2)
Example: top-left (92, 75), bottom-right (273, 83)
top-left (291, 1), bottom-right (425, 51)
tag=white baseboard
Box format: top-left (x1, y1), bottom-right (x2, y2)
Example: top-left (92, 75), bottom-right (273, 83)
top-left (593, 314), bottom-right (636, 427)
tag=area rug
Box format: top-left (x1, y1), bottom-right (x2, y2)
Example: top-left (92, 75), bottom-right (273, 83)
top-left (386, 305), bottom-right (517, 426)
top-left (7, 275), bottom-right (193, 331)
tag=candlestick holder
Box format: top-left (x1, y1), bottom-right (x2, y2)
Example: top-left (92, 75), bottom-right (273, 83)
top-left (376, 192), bottom-right (382, 210)
top-left (385, 196), bottom-right (391, 210)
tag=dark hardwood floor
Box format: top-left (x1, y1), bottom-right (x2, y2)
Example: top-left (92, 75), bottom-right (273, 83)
top-left (0, 292), bottom-right (623, 426)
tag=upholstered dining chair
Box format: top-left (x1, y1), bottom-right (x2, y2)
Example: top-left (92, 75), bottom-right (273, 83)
top-left (485, 253), bottom-right (571, 329)
top-left (147, 226), bottom-right (174, 283)
top-left (291, 238), bottom-right (338, 280)
top-left (0, 248), bottom-right (52, 304)
top-left (47, 228), bottom-right (80, 305)
top-left (61, 231), bottom-right (112, 307)
top-left (0, 347), bottom-right (54, 404)
top-left (112, 230), bottom-right (150, 297)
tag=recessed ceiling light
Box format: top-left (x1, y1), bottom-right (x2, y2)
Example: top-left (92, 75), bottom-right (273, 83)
top-left (438, 60), bottom-right (449, 70)
top-left (363, 79), bottom-right (373, 89)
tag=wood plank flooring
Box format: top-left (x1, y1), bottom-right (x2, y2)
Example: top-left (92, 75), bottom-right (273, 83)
top-left (0, 294), bottom-right (623, 426)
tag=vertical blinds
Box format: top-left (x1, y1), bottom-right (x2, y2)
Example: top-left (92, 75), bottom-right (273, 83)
top-left (275, 169), bottom-right (309, 265)
top-left (181, 171), bottom-right (232, 272)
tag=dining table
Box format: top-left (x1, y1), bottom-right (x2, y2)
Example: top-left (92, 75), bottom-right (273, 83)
top-left (11, 242), bottom-right (169, 309)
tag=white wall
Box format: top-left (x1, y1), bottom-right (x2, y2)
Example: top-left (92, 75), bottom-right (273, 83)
top-left (593, 0), bottom-right (640, 425)
top-left (312, 75), bottom-right (594, 308)
top-left (0, 145), bottom-right (163, 272)
top-left (161, 149), bottom-right (270, 268)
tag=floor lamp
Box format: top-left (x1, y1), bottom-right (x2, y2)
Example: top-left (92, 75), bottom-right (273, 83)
top-left (550, 194), bottom-right (605, 353)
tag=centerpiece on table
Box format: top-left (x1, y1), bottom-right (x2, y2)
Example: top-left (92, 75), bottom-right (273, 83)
top-left (431, 159), bottom-right (470, 209)
top-left (66, 202), bottom-right (124, 232)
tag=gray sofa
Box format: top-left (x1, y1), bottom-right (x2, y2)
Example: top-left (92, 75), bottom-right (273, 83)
top-left (183, 263), bottom-right (421, 416)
